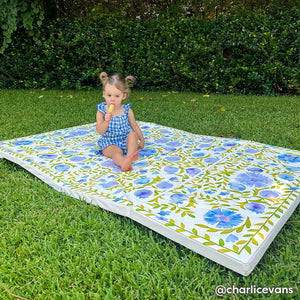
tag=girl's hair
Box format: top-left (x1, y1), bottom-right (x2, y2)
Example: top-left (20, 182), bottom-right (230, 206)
top-left (100, 72), bottom-right (135, 94)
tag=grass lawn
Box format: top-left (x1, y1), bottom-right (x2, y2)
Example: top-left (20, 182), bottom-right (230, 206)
top-left (0, 89), bottom-right (299, 299)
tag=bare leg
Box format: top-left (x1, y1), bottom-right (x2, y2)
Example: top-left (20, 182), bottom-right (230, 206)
top-left (102, 133), bottom-right (140, 172)
top-left (126, 131), bottom-right (139, 157)
top-left (102, 145), bottom-right (131, 170)
top-left (121, 132), bottom-right (140, 171)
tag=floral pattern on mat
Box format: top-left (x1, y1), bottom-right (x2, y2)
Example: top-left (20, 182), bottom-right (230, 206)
top-left (1, 122), bottom-right (299, 273)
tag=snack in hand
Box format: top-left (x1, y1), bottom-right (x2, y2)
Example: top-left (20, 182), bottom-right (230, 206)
top-left (108, 104), bottom-right (114, 114)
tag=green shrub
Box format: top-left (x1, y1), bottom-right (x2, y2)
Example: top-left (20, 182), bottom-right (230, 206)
top-left (1, 9), bottom-right (299, 94)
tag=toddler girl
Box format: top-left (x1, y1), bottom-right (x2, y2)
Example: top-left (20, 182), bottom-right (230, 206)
top-left (96, 72), bottom-right (145, 171)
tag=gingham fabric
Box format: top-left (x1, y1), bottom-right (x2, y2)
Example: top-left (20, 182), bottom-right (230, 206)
top-left (97, 102), bottom-right (132, 154)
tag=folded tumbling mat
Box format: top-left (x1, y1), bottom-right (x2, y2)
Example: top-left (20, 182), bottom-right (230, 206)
top-left (0, 122), bottom-right (299, 276)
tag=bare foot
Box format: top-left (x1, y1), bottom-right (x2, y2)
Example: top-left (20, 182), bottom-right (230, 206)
top-left (129, 150), bottom-right (139, 162)
top-left (121, 150), bottom-right (139, 172)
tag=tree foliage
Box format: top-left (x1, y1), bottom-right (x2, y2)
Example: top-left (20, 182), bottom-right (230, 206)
top-left (0, 0), bottom-right (44, 53)
top-left (1, 0), bottom-right (299, 53)
top-left (187, 0), bottom-right (300, 19)
top-left (1, 8), bottom-right (299, 95)
top-left (1, 0), bottom-right (299, 95)
top-left (42, 0), bottom-right (300, 20)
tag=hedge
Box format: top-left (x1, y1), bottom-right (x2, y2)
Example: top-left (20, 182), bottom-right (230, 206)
top-left (1, 9), bottom-right (299, 94)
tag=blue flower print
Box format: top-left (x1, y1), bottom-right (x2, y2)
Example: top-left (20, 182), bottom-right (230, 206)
top-left (204, 190), bottom-right (214, 194)
top-left (139, 148), bottom-right (157, 158)
top-left (192, 152), bottom-right (205, 158)
top-left (83, 143), bottom-right (97, 147)
top-left (70, 156), bottom-right (85, 162)
top-left (12, 140), bottom-right (33, 146)
top-left (89, 149), bottom-right (98, 156)
top-left (165, 147), bottom-right (177, 152)
top-left (157, 181), bottom-right (173, 189)
top-left (33, 135), bottom-right (46, 139)
top-left (40, 154), bottom-right (58, 159)
top-left (278, 173), bottom-right (294, 181)
top-left (77, 179), bottom-right (87, 183)
top-left (185, 168), bottom-right (201, 176)
top-left (164, 166), bottom-right (179, 174)
top-left (101, 160), bottom-right (117, 168)
top-left (259, 190), bottom-right (280, 199)
top-left (202, 138), bottom-right (214, 142)
top-left (212, 147), bottom-right (226, 152)
top-left (223, 142), bottom-right (237, 147)
top-left (68, 130), bottom-right (88, 137)
top-left (278, 154), bottom-right (300, 163)
top-left (235, 172), bottom-right (273, 188)
top-left (142, 131), bottom-right (151, 136)
top-left (144, 141), bottom-right (155, 147)
top-left (245, 148), bottom-right (260, 154)
top-left (226, 234), bottom-right (239, 243)
top-left (245, 202), bottom-right (265, 214)
top-left (160, 130), bottom-right (172, 135)
top-left (219, 191), bottom-right (230, 196)
top-left (156, 210), bottom-right (171, 221)
top-left (204, 157), bottom-right (219, 164)
top-left (64, 130), bottom-right (88, 139)
top-left (166, 141), bottom-right (182, 148)
top-left (166, 156), bottom-right (181, 162)
top-left (54, 164), bottom-right (70, 172)
top-left (62, 150), bottom-right (77, 155)
top-left (139, 169), bottom-right (148, 174)
top-left (134, 189), bottom-right (153, 199)
top-left (286, 166), bottom-right (300, 172)
top-left (204, 208), bottom-right (243, 228)
top-left (199, 143), bottom-right (211, 148)
top-left (247, 167), bottom-right (263, 173)
top-left (134, 177), bottom-right (151, 185)
top-left (170, 193), bottom-right (189, 204)
top-left (53, 131), bottom-right (62, 135)
top-left (102, 181), bottom-right (119, 189)
top-left (228, 182), bottom-right (246, 191)
top-left (113, 196), bottom-right (124, 202)
top-left (134, 161), bottom-right (149, 167)
top-left (154, 138), bottom-right (169, 144)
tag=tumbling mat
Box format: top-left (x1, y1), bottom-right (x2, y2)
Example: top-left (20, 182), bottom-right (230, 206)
top-left (0, 122), bottom-right (299, 276)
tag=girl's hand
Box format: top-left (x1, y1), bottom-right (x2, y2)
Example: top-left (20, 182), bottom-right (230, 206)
top-left (104, 113), bottom-right (112, 122)
top-left (138, 139), bottom-right (145, 149)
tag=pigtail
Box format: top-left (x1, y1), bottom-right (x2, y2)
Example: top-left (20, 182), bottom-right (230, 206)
top-left (99, 72), bottom-right (108, 84)
top-left (125, 75), bottom-right (135, 84)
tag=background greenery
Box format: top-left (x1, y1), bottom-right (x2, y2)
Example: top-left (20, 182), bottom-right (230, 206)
top-left (1, 1), bottom-right (300, 95)
top-left (0, 89), bottom-right (299, 299)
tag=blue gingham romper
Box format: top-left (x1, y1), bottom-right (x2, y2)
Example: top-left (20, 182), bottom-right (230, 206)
top-left (97, 102), bottom-right (133, 154)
